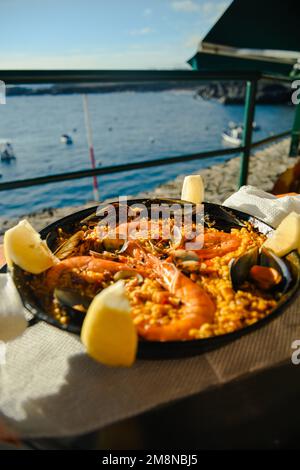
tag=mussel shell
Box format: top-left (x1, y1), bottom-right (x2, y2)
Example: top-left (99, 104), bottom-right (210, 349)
top-left (230, 246), bottom-right (293, 293)
top-left (230, 246), bottom-right (259, 291)
top-left (53, 230), bottom-right (85, 260)
top-left (54, 288), bottom-right (91, 326)
top-left (54, 288), bottom-right (91, 310)
top-left (102, 238), bottom-right (125, 252)
top-left (172, 249), bottom-right (199, 261)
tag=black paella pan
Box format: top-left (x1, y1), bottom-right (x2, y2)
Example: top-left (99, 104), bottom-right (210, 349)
top-left (1, 198), bottom-right (300, 358)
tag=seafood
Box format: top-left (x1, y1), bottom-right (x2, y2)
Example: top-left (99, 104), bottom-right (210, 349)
top-left (249, 266), bottom-right (282, 291)
top-left (45, 239), bottom-right (216, 341)
top-left (192, 231), bottom-right (241, 259)
top-left (230, 246), bottom-right (292, 293)
top-left (22, 210), bottom-right (288, 342)
top-left (45, 256), bottom-right (143, 292)
top-left (122, 241), bottom-right (215, 341)
top-left (136, 254), bottom-right (215, 341)
top-left (54, 230), bottom-right (85, 260)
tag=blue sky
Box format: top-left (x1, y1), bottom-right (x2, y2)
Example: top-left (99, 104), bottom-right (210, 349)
top-left (0, 0), bottom-right (231, 69)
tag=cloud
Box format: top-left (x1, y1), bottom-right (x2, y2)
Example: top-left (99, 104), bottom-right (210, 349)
top-left (202, 1), bottom-right (228, 16)
top-left (143, 8), bottom-right (152, 16)
top-left (171, 0), bottom-right (200, 12)
top-left (128, 27), bottom-right (154, 36)
top-left (171, 0), bottom-right (228, 16)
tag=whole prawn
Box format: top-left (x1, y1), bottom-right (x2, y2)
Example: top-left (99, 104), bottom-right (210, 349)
top-left (45, 256), bottom-right (143, 290)
top-left (45, 233), bottom-right (216, 341)
top-left (123, 241), bottom-right (215, 341)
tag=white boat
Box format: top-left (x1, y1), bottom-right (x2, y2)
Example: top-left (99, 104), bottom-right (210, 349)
top-left (0, 140), bottom-right (16, 162)
top-left (222, 127), bottom-right (243, 146)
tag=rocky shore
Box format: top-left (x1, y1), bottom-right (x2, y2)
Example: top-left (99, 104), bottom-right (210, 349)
top-left (0, 138), bottom-right (295, 242)
top-left (196, 81), bottom-right (292, 104)
top-left (141, 138), bottom-right (294, 201)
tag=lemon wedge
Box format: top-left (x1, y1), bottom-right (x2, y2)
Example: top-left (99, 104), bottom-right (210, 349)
top-left (181, 175), bottom-right (204, 204)
top-left (4, 219), bottom-right (58, 274)
top-left (81, 281), bottom-right (137, 367)
top-left (263, 211), bottom-right (300, 257)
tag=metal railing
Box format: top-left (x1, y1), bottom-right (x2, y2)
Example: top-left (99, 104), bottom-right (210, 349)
top-left (0, 69), bottom-right (294, 195)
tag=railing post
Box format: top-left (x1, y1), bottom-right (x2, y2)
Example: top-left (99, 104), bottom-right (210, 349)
top-left (239, 80), bottom-right (257, 187)
top-left (289, 102), bottom-right (300, 157)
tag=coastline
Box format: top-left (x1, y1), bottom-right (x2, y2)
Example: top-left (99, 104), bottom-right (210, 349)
top-left (0, 138), bottom-right (294, 242)
top-left (7, 81), bottom-right (292, 104)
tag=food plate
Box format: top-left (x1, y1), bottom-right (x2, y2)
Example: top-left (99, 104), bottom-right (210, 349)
top-left (2, 199), bottom-right (300, 358)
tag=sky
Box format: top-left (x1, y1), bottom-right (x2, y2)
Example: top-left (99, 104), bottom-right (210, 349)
top-left (0, 0), bottom-right (231, 69)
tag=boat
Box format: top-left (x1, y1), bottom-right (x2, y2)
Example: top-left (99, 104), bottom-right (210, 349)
top-left (222, 120), bottom-right (261, 146)
top-left (0, 140), bottom-right (16, 162)
top-left (222, 127), bottom-right (243, 146)
top-left (60, 134), bottom-right (73, 145)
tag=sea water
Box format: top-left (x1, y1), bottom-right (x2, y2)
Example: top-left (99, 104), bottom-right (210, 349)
top-left (0, 90), bottom-right (294, 218)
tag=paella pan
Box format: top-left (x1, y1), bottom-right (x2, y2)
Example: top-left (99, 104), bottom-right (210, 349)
top-left (3, 198), bottom-right (300, 358)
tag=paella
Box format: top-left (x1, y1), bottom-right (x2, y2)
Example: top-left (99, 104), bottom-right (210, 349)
top-left (12, 203), bottom-right (291, 343)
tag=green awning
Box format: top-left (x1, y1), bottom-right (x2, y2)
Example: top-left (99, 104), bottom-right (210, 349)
top-left (189, 0), bottom-right (300, 78)
top-left (188, 52), bottom-right (295, 78)
top-left (203, 0), bottom-right (300, 53)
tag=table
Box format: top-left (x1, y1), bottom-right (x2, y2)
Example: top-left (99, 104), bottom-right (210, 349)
top-left (1, 245), bottom-right (300, 449)
top-left (24, 361), bottom-right (300, 449)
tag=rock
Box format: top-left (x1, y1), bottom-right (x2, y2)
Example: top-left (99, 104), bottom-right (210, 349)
top-left (196, 81), bottom-right (291, 105)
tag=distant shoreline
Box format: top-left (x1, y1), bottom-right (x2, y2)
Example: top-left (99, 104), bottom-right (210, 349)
top-left (6, 80), bottom-right (293, 104)
top-left (7, 81), bottom-right (200, 97)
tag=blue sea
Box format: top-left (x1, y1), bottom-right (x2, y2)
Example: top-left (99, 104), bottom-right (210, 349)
top-left (0, 90), bottom-right (294, 218)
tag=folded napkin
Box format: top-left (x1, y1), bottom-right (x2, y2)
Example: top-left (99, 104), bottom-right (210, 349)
top-left (223, 185), bottom-right (300, 228)
top-left (0, 274), bottom-right (27, 342)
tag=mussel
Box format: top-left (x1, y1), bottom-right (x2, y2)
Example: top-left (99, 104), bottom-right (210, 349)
top-left (113, 270), bottom-right (143, 284)
top-left (54, 288), bottom-right (91, 325)
top-left (54, 230), bottom-right (85, 260)
top-left (230, 246), bottom-right (292, 293)
top-left (102, 238), bottom-right (125, 252)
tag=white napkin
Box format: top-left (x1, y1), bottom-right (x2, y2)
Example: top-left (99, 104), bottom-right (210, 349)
top-left (0, 274), bottom-right (27, 342)
top-left (223, 185), bottom-right (300, 228)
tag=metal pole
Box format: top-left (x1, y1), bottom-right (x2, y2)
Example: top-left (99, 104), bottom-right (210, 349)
top-left (239, 80), bottom-right (257, 187)
top-left (289, 102), bottom-right (300, 157)
top-left (82, 94), bottom-right (99, 201)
